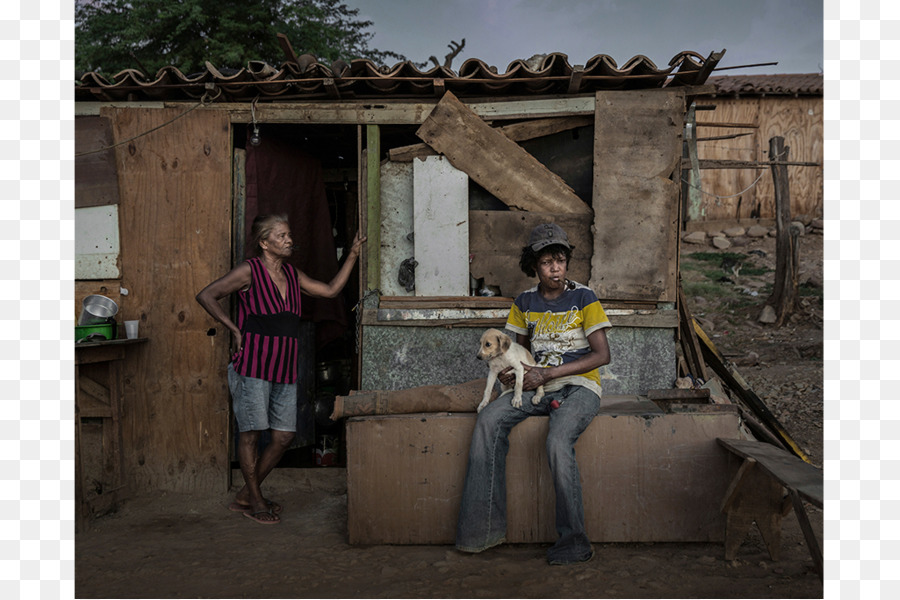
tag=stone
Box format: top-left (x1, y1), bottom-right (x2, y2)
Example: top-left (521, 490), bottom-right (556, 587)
top-left (723, 227), bottom-right (746, 237)
top-left (794, 213), bottom-right (813, 226)
top-left (729, 236), bottom-right (750, 247)
top-left (707, 230), bottom-right (725, 239)
top-left (747, 225), bottom-right (769, 238)
top-left (712, 236), bottom-right (731, 249)
top-left (683, 231), bottom-right (707, 245)
top-left (811, 218), bottom-right (824, 230)
top-left (758, 305), bottom-right (777, 324)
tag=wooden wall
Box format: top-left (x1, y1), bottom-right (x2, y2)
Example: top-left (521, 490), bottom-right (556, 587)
top-left (104, 106), bottom-right (234, 494)
top-left (695, 96), bottom-right (823, 221)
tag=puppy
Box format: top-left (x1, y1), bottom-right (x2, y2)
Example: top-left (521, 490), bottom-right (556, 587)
top-left (476, 328), bottom-right (545, 412)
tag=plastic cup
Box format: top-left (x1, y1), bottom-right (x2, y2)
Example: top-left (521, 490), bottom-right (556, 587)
top-left (124, 320), bottom-right (139, 339)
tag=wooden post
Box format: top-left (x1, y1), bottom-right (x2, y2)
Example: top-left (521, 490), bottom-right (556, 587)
top-left (366, 124), bottom-right (380, 291)
top-left (767, 136), bottom-right (798, 326)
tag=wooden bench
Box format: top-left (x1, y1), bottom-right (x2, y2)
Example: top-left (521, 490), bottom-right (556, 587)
top-left (717, 438), bottom-right (823, 576)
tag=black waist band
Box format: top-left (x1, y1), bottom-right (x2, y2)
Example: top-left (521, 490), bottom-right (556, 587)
top-left (242, 311), bottom-right (302, 339)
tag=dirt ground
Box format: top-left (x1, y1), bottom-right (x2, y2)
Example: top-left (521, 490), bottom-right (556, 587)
top-left (75, 226), bottom-right (824, 599)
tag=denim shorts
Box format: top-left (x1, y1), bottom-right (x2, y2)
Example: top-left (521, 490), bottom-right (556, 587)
top-left (227, 364), bottom-right (297, 433)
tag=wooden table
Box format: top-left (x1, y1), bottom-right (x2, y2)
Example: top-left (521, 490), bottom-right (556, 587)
top-left (75, 337), bottom-right (147, 532)
top-left (717, 437), bottom-right (823, 577)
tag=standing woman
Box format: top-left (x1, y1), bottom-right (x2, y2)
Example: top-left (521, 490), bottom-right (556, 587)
top-left (196, 214), bottom-right (366, 524)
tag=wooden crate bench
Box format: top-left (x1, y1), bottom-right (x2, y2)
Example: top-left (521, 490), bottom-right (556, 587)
top-left (345, 397), bottom-right (741, 545)
top-left (716, 437), bottom-right (823, 576)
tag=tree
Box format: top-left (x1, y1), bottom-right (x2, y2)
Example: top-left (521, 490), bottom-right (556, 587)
top-left (75, 0), bottom-right (406, 76)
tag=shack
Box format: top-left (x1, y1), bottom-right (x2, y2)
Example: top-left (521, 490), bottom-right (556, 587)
top-left (74, 48), bottom-right (730, 523)
top-left (684, 73), bottom-right (823, 226)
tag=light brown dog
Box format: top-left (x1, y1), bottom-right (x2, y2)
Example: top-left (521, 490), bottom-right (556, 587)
top-left (476, 328), bottom-right (545, 412)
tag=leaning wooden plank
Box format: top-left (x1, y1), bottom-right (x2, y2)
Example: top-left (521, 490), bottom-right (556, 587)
top-left (416, 91), bottom-right (591, 215)
top-left (389, 115), bottom-right (594, 163)
top-left (697, 322), bottom-right (811, 463)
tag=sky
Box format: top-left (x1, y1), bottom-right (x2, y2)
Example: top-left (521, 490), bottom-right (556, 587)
top-left (346, 0), bottom-right (823, 75)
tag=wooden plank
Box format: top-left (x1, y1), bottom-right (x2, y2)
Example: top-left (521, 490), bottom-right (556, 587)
top-left (388, 115), bottom-right (593, 163)
top-left (347, 411), bottom-right (740, 544)
top-left (416, 91), bottom-right (591, 215)
top-left (379, 296), bottom-right (514, 310)
top-left (366, 126), bottom-right (381, 291)
top-left (696, 323), bottom-right (810, 462)
top-left (719, 457), bottom-right (757, 513)
top-left (468, 211), bottom-right (593, 299)
top-left (75, 116), bottom-right (121, 208)
top-left (107, 105), bottom-right (233, 494)
top-left (224, 96), bottom-right (596, 125)
top-left (790, 488), bottom-right (824, 577)
top-left (717, 438), bottom-right (822, 507)
top-left (647, 388), bottom-right (711, 401)
top-left (591, 90), bottom-right (684, 302)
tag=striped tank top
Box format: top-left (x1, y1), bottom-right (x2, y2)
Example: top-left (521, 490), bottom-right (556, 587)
top-left (231, 256), bottom-right (303, 383)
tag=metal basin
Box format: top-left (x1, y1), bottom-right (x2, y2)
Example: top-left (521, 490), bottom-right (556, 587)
top-left (79, 294), bottom-right (119, 325)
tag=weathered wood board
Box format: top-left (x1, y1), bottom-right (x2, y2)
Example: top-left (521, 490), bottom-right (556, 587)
top-left (592, 90), bottom-right (684, 302)
top-left (75, 115), bottom-right (121, 208)
top-left (695, 96), bottom-right (823, 220)
top-left (347, 408), bottom-right (740, 544)
top-left (468, 210), bottom-right (592, 299)
top-left (416, 91), bottom-right (591, 215)
top-left (106, 106), bottom-right (233, 494)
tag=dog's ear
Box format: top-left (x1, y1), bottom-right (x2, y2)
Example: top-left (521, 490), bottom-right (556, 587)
top-left (499, 333), bottom-right (511, 352)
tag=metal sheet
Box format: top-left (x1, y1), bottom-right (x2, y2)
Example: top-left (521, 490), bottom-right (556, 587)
top-left (412, 156), bottom-right (469, 296)
top-left (75, 204), bottom-right (121, 280)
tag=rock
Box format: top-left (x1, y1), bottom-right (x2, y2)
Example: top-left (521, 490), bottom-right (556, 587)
top-left (758, 305), bottom-right (777, 324)
top-left (712, 236), bottom-right (731, 249)
top-left (794, 213), bottom-right (813, 226)
top-left (683, 231), bottom-right (707, 245)
top-left (723, 227), bottom-right (746, 237)
top-left (707, 230), bottom-right (725, 239)
top-left (811, 218), bottom-right (824, 231)
top-left (735, 351), bottom-right (760, 366)
top-left (729, 236), bottom-right (750, 247)
top-left (747, 225), bottom-right (769, 238)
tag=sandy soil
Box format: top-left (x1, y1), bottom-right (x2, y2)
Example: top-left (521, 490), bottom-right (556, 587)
top-left (75, 227), bottom-right (824, 599)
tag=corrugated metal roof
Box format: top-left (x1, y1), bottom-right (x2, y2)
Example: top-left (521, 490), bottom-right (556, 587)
top-left (75, 50), bottom-right (723, 103)
top-left (705, 73), bottom-right (822, 97)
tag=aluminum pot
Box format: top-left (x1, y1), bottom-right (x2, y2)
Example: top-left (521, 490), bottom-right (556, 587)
top-left (79, 294), bottom-right (119, 325)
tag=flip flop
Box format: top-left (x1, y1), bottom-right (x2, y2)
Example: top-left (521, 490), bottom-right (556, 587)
top-left (243, 509), bottom-right (280, 525)
top-left (229, 500), bottom-right (283, 514)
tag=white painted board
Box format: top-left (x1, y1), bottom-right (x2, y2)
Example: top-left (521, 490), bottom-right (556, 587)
top-left (412, 156), bottom-right (469, 296)
top-left (75, 204), bottom-right (121, 279)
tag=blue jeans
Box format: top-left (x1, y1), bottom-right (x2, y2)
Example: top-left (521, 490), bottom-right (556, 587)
top-left (455, 384), bottom-right (601, 564)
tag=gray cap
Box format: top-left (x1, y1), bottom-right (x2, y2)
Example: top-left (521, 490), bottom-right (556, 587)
top-left (528, 223), bottom-right (574, 252)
